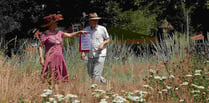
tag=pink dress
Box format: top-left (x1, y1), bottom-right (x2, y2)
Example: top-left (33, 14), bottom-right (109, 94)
top-left (40, 30), bottom-right (69, 81)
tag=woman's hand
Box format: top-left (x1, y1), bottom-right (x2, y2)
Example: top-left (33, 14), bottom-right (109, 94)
top-left (40, 58), bottom-right (44, 67)
top-left (79, 30), bottom-right (89, 34)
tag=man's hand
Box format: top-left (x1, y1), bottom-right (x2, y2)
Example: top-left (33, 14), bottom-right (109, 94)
top-left (81, 52), bottom-right (85, 60)
top-left (98, 43), bottom-right (104, 51)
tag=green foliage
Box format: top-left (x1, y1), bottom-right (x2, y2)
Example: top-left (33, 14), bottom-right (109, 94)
top-left (108, 27), bottom-right (153, 40)
top-left (0, 0), bottom-right (45, 37)
top-left (115, 9), bottom-right (157, 36)
top-left (207, 0), bottom-right (209, 9)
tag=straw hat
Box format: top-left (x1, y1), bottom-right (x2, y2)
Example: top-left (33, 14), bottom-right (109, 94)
top-left (40, 14), bottom-right (63, 28)
top-left (89, 12), bottom-right (101, 20)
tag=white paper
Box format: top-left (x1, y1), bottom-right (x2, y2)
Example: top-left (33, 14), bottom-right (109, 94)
top-left (80, 33), bottom-right (91, 50)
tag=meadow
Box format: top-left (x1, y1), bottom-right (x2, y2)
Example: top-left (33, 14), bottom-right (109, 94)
top-left (0, 33), bottom-right (208, 103)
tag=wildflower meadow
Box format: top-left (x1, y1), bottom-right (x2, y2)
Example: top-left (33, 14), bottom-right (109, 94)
top-left (0, 33), bottom-right (208, 103)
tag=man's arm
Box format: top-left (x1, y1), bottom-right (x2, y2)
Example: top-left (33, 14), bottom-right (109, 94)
top-left (63, 31), bottom-right (88, 38)
top-left (98, 38), bottom-right (110, 51)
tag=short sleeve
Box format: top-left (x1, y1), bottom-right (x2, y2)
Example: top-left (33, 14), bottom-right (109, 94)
top-left (40, 33), bottom-right (48, 44)
top-left (103, 27), bottom-right (110, 40)
top-left (58, 31), bottom-right (65, 37)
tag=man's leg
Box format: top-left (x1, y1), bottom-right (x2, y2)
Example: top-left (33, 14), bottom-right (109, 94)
top-left (93, 57), bottom-right (106, 83)
top-left (87, 58), bottom-right (94, 79)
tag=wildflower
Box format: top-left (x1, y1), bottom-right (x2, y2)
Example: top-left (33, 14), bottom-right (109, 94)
top-left (180, 82), bottom-right (189, 86)
top-left (91, 84), bottom-right (98, 89)
top-left (92, 89), bottom-right (106, 98)
top-left (43, 89), bottom-right (52, 95)
top-left (174, 86), bottom-right (178, 90)
top-left (149, 69), bottom-right (156, 74)
top-left (72, 100), bottom-right (80, 103)
top-left (124, 91), bottom-right (133, 97)
top-left (143, 85), bottom-right (153, 89)
top-left (195, 70), bottom-right (202, 73)
top-left (100, 99), bottom-right (108, 103)
top-left (154, 76), bottom-right (161, 80)
top-left (64, 94), bottom-right (78, 102)
top-left (185, 74), bottom-right (193, 77)
top-left (105, 96), bottom-right (110, 99)
top-left (194, 73), bottom-right (201, 76)
top-left (162, 89), bottom-right (168, 92)
top-left (164, 91), bottom-right (169, 95)
top-left (197, 86), bottom-right (205, 90)
top-left (166, 86), bottom-right (172, 90)
top-left (40, 93), bottom-right (48, 97)
top-left (191, 84), bottom-right (199, 88)
top-left (54, 94), bottom-right (64, 102)
top-left (112, 95), bottom-right (127, 103)
top-left (127, 96), bottom-right (144, 102)
top-left (94, 89), bottom-right (106, 94)
top-left (169, 75), bottom-right (175, 79)
top-left (65, 94), bottom-right (78, 98)
top-left (179, 99), bottom-right (184, 102)
top-left (134, 90), bottom-right (149, 95)
top-left (158, 91), bottom-right (162, 94)
top-left (161, 76), bottom-right (167, 80)
top-left (191, 90), bottom-right (200, 94)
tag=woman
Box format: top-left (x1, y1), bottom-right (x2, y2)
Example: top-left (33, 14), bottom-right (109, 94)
top-left (38, 14), bottom-right (88, 83)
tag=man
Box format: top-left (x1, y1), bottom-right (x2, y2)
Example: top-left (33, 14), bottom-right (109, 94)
top-left (81, 12), bottom-right (110, 84)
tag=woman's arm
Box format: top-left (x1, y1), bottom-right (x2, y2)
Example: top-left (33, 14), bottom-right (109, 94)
top-left (63, 30), bottom-right (88, 38)
top-left (38, 44), bottom-right (44, 67)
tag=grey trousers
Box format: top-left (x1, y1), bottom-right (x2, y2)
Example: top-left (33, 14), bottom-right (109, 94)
top-left (87, 56), bottom-right (106, 83)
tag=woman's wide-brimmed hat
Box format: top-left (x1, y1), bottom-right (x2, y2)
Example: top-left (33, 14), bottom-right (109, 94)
top-left (89, 12), bottom-right (101, 20)
top-left (40, 14), bottom-right (64, 28)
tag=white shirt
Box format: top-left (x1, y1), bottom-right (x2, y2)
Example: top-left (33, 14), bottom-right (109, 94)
top-left (84, 25), bottom-right (110, 58)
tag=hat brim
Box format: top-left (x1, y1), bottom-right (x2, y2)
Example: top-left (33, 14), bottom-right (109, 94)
top-left (40, 21), bottom-right (57, 28)
top-left (89, 17), bottom-right (101, 20)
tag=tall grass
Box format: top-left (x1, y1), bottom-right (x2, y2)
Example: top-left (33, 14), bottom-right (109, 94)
top-left (0, 33), bottom-right (208, 103)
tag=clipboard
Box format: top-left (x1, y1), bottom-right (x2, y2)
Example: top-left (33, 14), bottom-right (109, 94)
top-left (79, 34), bottom-right (90, 52)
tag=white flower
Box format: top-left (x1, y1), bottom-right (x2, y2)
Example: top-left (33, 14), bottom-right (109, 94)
top-left (127, 96), bottom-right (144, 102)
top-left (195, 70), bottom-right (201, 73)
top-left (91, 84), bottom-right (98, 89)
top-left (179, 99), bottom-right (184, 102)
top-left (161, 76), bottom-right (167, 80)
top-left (143, 85), bottom-right (153, 89)
top-left (169, 75), bottom-right (175, 79)
top-left (166, 86), bottom-right (172, 90)
top-left (154, 76), bottom-right (161, 80)
top-left (197, 86), bottom-right (205, 90)
top-left (180, 82), bottom-right (189, 86)
top-left (54, 94), bottom-right (64, 102)
top-left (162, 89), bottom-right (168, 92)
top-left (112, 95), bottom-right (127, 103)
top-left (191, 84), bottom-right (199, 88)
top-left (149, 69), bottom-right (156, 74)
top-left (194, 73), bottom-right (201, 76)
top-left (191, 90), bottom-right (200, 94)
top-left (100, 99), bottom-right (108, 103)
top-left (40, 93), bottom-right (48, 97)
top-left (64, 94), bottom-right (78, 102)
top-left (185, 74), bottom-right (192, 77)
top-left (49, 97), bottom-right (55, 102)
top-left (72, 100), bottom-right (80, 103)
top-left (65, 94), bottom-right (78, 98)
top-left (94, 89), bottom-right (106, 94)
